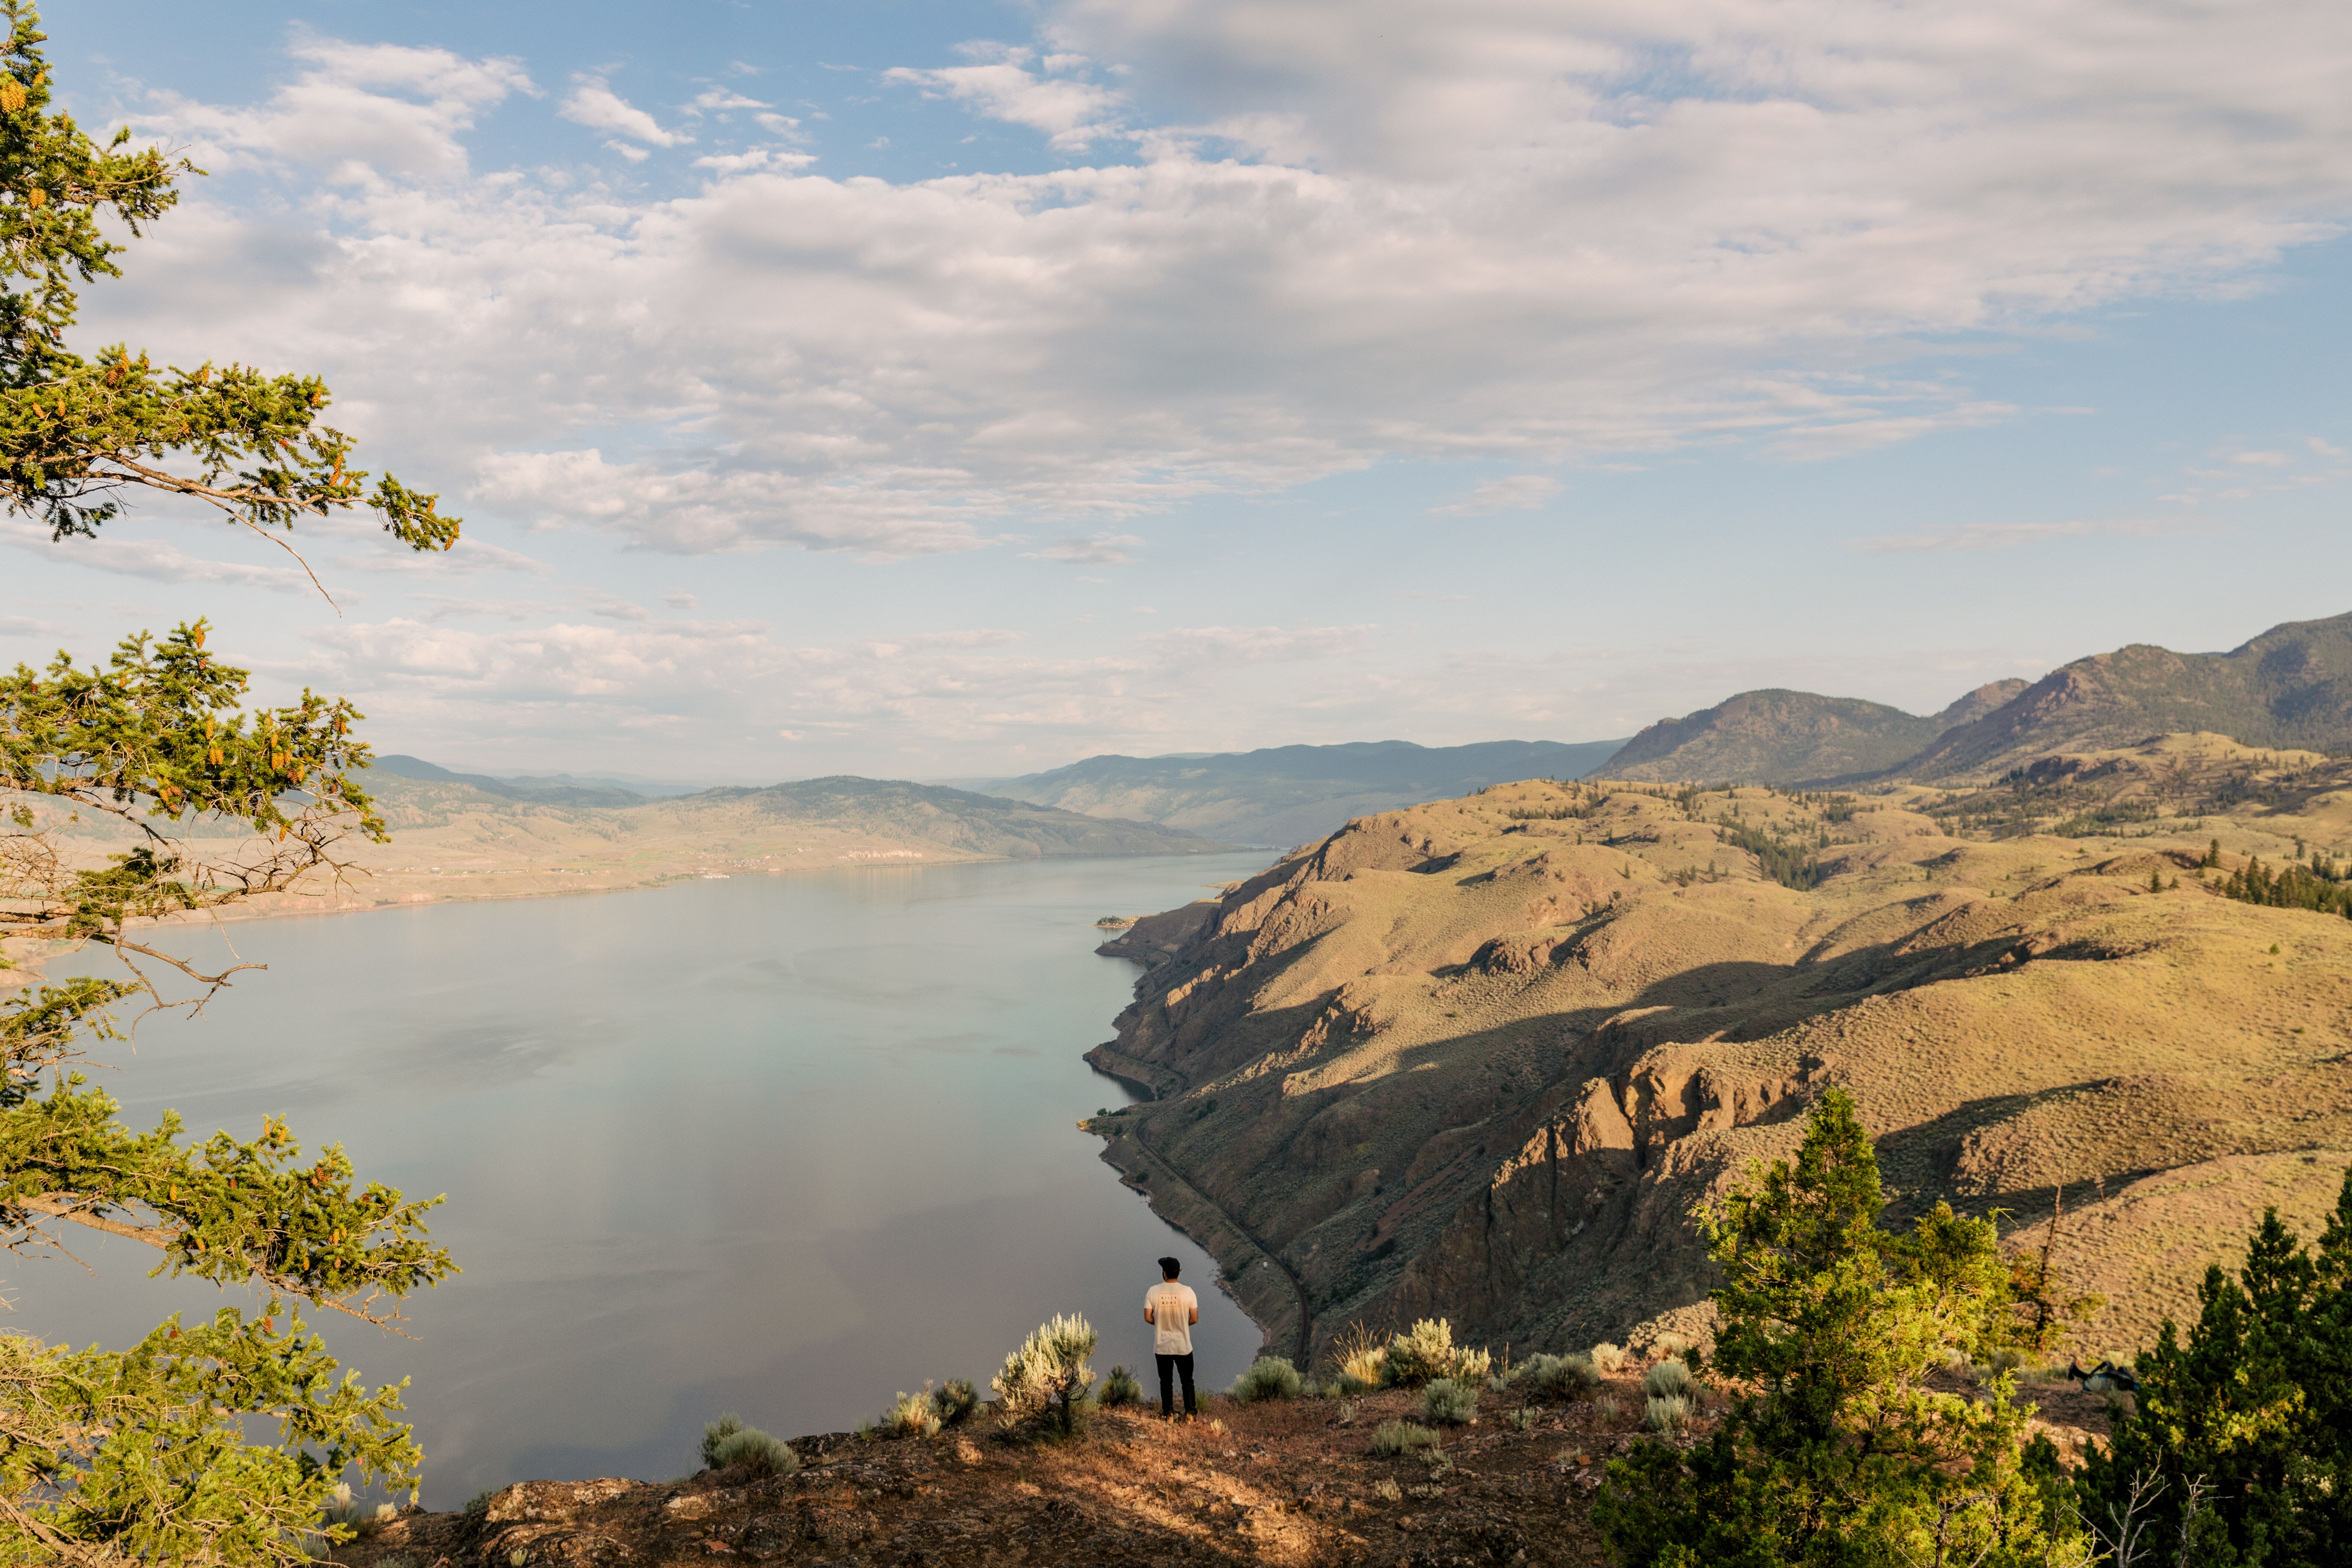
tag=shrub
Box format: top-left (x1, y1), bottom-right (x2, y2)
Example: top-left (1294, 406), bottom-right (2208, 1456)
top-left (1589, 1341), bottom-right (1628, 1373)
top-left (1644, 1395), bottom-right (1691, 1433)
top-left (1098, 1364), bottom-right (1142, 1408)
top-left (707, 1425), bottom-right (799, 1478)
top-left (1593, 1395), bottom-right (1621, 1422)
top-left (1593, 1088), bottom-right (2082, 1568)
top-left (932, 1377), bottom-right (979, 1425)
top-left (1518, 1351), bottom-right (1601, 1403)
top-left (321, 1484), bottom-right (394, 1540)
top-left (462, 1490), bottom-right (492, 1522)
top-left (1420, 1377), bottom-right (1477, 1426)
top-left (992, 1313), bottom-right (1099, 1438)
top-left (1370, 1420), bottom-right (1442, 1457)
top-left (700, 1413), bottom-right (747, 1470)
top-left (1374, 1477), bottom-right (1404, 1503)
top-left (881, 1388), bottom-right (942, 1439)
top-left (1507, 1406), bottom-right (1537, 1432)
top-left (1644, 1358), bottom-right (1696, 1400)
top-left (1330, 1322), bottom-right (1388, 1388)
top-left (1382, 1319), bottom-right (1490, 1387)
top-left (1652, 1332), bottom-right (1691, 1360)
top-left (2076, 1169), bottom-right (2352, 1566)
top-left (1230, 1356), bottom-right (1304, 1403)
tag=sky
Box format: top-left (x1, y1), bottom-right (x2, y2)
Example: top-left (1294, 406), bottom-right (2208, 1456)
top-left (5, 0), bottom-right (2351, 785)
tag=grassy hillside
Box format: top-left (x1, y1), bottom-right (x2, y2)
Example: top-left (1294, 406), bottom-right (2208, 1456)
top-left (1084, 734), bottom-right (2352, 1366)
top-left (1596, 682), bottom-right (2025, 784)
top-left (970, 738), bottom-right (1626, 847)
top-left (1906, 611), bottom-right (2352, 777)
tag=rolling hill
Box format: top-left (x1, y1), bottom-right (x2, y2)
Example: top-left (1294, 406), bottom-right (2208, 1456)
top-left (1594, 682), bottom-right (2025, 784)
top-left (1084, 738), bottom-right (2352, 1365)
top-left (965, 738), bottom-right (1627, 847)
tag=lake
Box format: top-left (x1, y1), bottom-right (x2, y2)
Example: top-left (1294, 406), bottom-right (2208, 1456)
top-left (22, 852), bottom-right (1274, 1506)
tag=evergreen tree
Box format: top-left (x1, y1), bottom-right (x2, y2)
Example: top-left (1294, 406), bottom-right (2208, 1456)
top-left (1595, 1090), bottom-right (2083, 1568)
top-left (0, 5), bottom-right (460, 1559)
top-left (2076, 1171), bottom-right (2352, 1566)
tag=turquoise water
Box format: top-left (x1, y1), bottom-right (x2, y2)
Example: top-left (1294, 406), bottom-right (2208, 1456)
top-left (20, 853), bottom-right (1272, 1505)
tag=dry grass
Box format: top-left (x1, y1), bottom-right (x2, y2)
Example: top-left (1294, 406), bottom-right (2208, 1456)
top-left (1091, 736), bottom-right (2352, 1365)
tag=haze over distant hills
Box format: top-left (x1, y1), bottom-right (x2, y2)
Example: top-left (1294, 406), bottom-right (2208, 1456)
top-left (1591, 611), bottom-right (2352, 785)
top-left (1597, 683), bottom-right (2028, 784)
top-left (961, 738), bottom-right (1627, 847)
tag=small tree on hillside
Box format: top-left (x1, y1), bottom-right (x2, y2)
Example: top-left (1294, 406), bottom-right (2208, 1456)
top-left (0, 3), bottom-right (462, 1559)
top-left (2076, 1169), bottom-right (2352, 1567)
top-left (1594, 1088), bottom-right (2086, 1568)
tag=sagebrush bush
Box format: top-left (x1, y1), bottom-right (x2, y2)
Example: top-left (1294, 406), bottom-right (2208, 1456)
top-left (1595, 1395), bottom-right (1622, 1421)
top-left (1097, 1364), bottom-right (1142, 1408)
top-left (1645, 1358), bottom-right (1696, 1400)
top-left (1420, 1377), bottom-right (1478, 1426)
top-left (1230, 1356), bottom-right (1304, 1403)
top-left (1644, 1395), bottom-right (1692, 1433)
top-left (1370, 1419), bottom-right (1443, 1457)
top-left (1382, 1319), bottom-right (1490, 1387)
top-left (882, 1388), bottom-right (942, 1438)
top-left (707, 1424), bottom-right (800, 1477)
top-left (933, 1378), bottom-right (979, 1425)
top-left (1507, 1406), bottom-right (1536, 1432)
top-left (320, 1484), bottom-right (393, 1540)
top-left (1590, 1341), bottom-right (1628, 1373)
top-left (993, 1313), bottom-right (1098, 1438)
top-left (700, 1414), bottom-right (746, 1470)
top-left (1330, 1368), bottom-right (1379, 1397)
top-left (1652, 1332), bottom-right (1691, 1360)
top-left (1518, 1351), bottom-right (1600, 1403)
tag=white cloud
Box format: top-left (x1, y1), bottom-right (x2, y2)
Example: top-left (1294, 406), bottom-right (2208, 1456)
top-left (1023, 533), bottom-right (1144, 564)
top-left (883, 48), bottom-right (1127, 150)
top-left (661, 590), bottom-right (700, 610)
top-left (689, 88), bottom-right (772, 116)
top-left (559, 76), bottom-right (691, 147)
top-left (148, 33), bottom-right (531, 182)
top-left (1429, 475), bottom-right (1558, 516)
top-left (2, 519), bottom-right (320, 593)
top-left (94, 2), bottom-right (2352, 571)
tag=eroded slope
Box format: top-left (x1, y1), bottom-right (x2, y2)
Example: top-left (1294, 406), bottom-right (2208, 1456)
top-left (1086, 740), bottom-right (2352, 1364)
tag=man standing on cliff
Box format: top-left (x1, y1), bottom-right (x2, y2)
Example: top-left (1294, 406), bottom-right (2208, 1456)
top-left (1144, 1256), bottom-right (1200, 1419)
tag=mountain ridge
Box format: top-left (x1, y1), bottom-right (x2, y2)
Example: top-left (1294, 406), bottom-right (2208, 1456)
top-left (966, 737), bottom-right (1628, 846)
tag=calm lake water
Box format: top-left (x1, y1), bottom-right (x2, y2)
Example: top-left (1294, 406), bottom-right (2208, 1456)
top-left (26, 853), bottom-right (1272, 1506)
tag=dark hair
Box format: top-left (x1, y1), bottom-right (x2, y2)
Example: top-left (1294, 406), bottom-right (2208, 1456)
top-left (1158, 1256), bottom-right (1181, 1279)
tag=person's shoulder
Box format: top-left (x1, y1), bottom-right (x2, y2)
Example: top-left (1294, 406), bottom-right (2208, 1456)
top-left (1181, 1282), bottom-right (1199, 1301)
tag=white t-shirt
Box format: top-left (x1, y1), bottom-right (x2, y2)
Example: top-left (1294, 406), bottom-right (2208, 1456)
top-left (1145, 1280), bottom-right (1198, 1355)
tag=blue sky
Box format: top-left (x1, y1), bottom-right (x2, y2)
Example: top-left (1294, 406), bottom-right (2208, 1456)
top-left (6, 0), bottom-right (2350, 782)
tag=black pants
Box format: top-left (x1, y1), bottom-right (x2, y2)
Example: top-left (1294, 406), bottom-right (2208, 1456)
top-left (1156, 1352), bottom-right (1196, 1416)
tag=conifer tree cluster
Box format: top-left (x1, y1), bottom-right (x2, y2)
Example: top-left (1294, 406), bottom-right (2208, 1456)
top-left (0, 4), bottom-right (461, 1558)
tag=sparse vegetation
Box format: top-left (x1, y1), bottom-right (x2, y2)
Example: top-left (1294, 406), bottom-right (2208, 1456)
top-left (1590, 1342), bottom-right (1628, 1373)
top-left (992, 1314), bottom-right (1098, 1438)
top-left (1515, 1351), bottom-right (1602, 1402)
top-left (1096, 1365), bottom-right (1142, 1408)
top-left (1370, 1419), bottom-right (1443, 1457)
top-left (1642, 1395), bottom-right (1691, 1434)
top-left (1330, 1322), bottom-right (1389, 1387)
top-left (1229, 1355), bottom-right (1305, 1403)
top-left (1381, 1318), bottom-right (1491, 1387)
top-left (699, 1415), bottom-right (799, 1478)
top-left (880, 1388), bottom-right (943, 1438)
top-left (1420, 1377), bottom-right (1478, 1426)
top-left (1642, 1358), bottom-right (1695, 1400)
top-left (933, 1377), bottom-right (980, 1425)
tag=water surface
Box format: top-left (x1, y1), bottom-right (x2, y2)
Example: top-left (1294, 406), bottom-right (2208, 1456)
top-left (22, 854), bottom-right (1271, 1504)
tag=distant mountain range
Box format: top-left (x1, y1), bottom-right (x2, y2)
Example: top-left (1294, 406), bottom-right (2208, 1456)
top-left (957, 738), bottom-right (1626, 847)
top-left (1598, 611), bottom-right (2352, 785)
top-left (365, 763), bottom-right (1228, 860)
